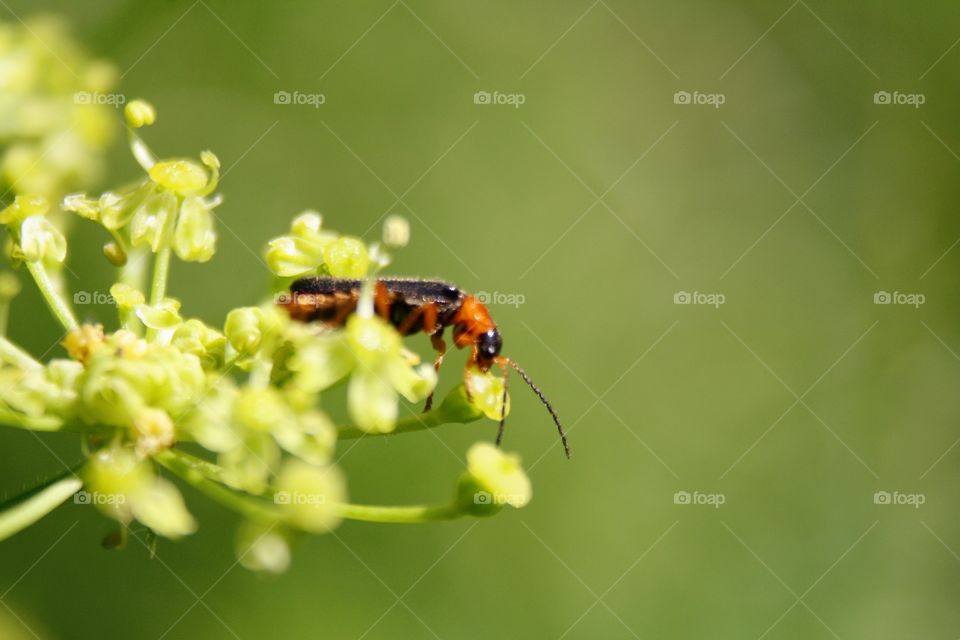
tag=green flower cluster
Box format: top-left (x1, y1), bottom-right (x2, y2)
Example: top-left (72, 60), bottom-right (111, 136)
top-left (0, 99), bottom-right (533, 572)
top-left (0, 15), bottom-right (117, 200)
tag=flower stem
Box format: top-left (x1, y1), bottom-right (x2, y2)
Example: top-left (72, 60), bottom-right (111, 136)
top-left (146, 247), bottom-right (171, 341)
top-left (155, 448), bottom-right (279, 522)
top-left (26, 262), bottom-right (78, 332)
top-left (0, 334), bottom-right (42, 371)
top-left (0, 465), bottom-right (83, 541)
top-left (0, 410), bottom-right (64, 431)
top-left (158, 449), bottom-right (465, 525)
top-left (149, 246), bottom-right (171, 305)
top-left (336, 502), bottom-right (462, 524)
top-left (337, 402), bottom-right (481, 440)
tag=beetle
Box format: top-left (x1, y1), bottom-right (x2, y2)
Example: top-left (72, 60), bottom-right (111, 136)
top-left (282, 276), bottom-right (570, 458)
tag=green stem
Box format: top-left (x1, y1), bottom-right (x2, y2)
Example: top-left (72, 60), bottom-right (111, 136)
top-left (149, 246), bottom-right (171, 306)
top-left (338, 403), bottom-right (481, 440)
top-left (336, 502), bottom-right (461, 524)
top-left (158, 448), bottom-right (464, 525)
top-left (0, 465), bottom-right (83, 541)
top-left (0, 334), bottom-right (42, 371)
top-left (120, 248), bottom-right (149, 291)
top-left (155, 449), bottom-right (279, 522)
top-left (146, 247), bottom-right (171, 341)
top-left (26, 261), bottom-right (78, 332)
top-left (0, 410), bottom-right (64, 431)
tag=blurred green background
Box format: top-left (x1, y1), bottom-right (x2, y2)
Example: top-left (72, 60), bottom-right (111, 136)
top-left (2, 1), bottom-right (960, 638)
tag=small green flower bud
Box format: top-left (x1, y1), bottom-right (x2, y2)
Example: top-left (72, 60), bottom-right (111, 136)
top-left (290, 210), bottom-right (323, 239)
top-left (288, 335), bottom-right (354, 393)
top-left (149, 159), bottom-right (209, 196)
top-left (346, 315), bottom-right (401, 360)
top-left (324, 236), bottom-right (369, 277)
top-left (456, 442), bottom-right (531, 516)
top-left (103, 241), bottom-right (127, 266)
top-left (198, 151), bottom-right (220, 196)
top-left (130, 191), bottom-right (177, 252)
top-left (432, 384), bottom-right (484, 424)
top-left (135, 299), bottom-right (182, 330)
top-left (290, 410), bottom-right (337, 465)
top-left (40, 359), bottom-right (83, 414)
top-left (173, 196), bottom-right (216, 262)
top-left (235, 387), bottom-right (295, 433)
top-left (84, 446), bottom-right (149, 524)
top-left (464, 367), bottom-right (510, 421)
top-left (182, 381), bottom-right (240, 452)
top-left (124, 99), bottom-right (156, 128)
top-left (170, 319), bottom-right (226, 370)
top-left (265, 236), bottom-right (323, 277)
top-left (18, 216), bottom-right (66, 263)
top-left (274, 460), bottom-right (346, 533)
top-left (0, 272), bottom-right (20, 301)
top-left (109, 283), bottom-right (145, 310)
top-left (382, 214), bottom-right (409, 249)
top-left (236, 520), bottom-right (291, 574)
top-left (63, 324), bottom-right (106, 364)
top-left (200, 150), bottom-right (220, 170)
top-left (99, 190), bottom-right (141, 230)
top-left (225, 307), bottom-right (264, 355)
top-left (129, 478), bottom-right (198, 539)
top-left (0, 195), bottom-right (48, 225)
top-left (63, 193), bottom-right (100, 221)
top-left (347, 369), bottom-right (396, 432)
top-left (133, 407), bottom-right (175, 457)
top-left (219, 435), bottom-right (279, 494)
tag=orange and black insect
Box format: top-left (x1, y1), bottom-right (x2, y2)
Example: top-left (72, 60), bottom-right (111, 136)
top-left (282, 276), bottom-right (570, 458)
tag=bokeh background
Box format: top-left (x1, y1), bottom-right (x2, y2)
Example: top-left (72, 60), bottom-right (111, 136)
top-left (2, 1), bottom-right (960, 638)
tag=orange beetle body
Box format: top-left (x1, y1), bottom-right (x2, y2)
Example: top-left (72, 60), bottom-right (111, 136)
top-left (282, 276), bottom-right (569, 458)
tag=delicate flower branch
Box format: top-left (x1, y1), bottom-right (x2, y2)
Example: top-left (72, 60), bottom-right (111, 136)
top-left (0, 82), bottom-right (534, 572)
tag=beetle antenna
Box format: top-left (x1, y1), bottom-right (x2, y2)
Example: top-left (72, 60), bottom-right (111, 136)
top-left (500, 357), bottom-right (571, 459)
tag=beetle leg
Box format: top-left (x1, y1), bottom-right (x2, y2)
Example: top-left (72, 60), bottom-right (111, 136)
top-left (330, 293), bottom-right (357, 327)
top-left (374, 281), bottom-right (391, 320)
top-left (424, 330), bottom-right (446, 412)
